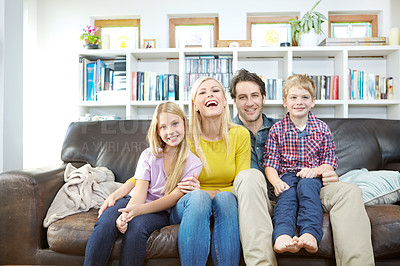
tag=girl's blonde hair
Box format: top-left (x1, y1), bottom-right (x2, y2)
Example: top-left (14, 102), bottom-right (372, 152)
top-left (147, 102), bottom-right (189, 195)
top-left (283, 74), bottom-right (316, 98)
top-left (189, 76), bottom-right (236, 173)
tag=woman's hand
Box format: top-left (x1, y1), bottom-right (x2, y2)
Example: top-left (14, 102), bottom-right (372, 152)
top-left (98, 195), bottom-right (116, 218)
top-left (178, 173), bottom-right (200, 194)
top-left (274, 181), bottom-right (290, 197)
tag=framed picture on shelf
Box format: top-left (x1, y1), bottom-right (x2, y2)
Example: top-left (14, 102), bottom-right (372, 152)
top-left (144, 39), bottom-right (156, 49)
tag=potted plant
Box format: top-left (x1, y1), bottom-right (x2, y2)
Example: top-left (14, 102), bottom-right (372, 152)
top-left (289, 0), bottom-right (327, 46)
top-left (80, 25), bottom-right (101, 49)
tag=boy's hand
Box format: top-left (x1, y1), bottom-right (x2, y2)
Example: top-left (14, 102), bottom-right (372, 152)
top-left (297, 168), bottom-right (319, 179)
top-left (274, 181), bottom-right (290, 197)
top-left (98, 196), bottom-right (116, 217)
top-left (116, 214), bottom-right (128, 234)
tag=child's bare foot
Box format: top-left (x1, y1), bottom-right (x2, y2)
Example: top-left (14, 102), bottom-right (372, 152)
top-left (274, 235), bottom-right (301, 253)
top-left (299, 233), bottom-right (318, 253)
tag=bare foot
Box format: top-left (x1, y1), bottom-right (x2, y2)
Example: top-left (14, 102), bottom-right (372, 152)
top-left (274, 235), bottom-right (301, 253)
top-left (299, 233), bottom-right (318, 253)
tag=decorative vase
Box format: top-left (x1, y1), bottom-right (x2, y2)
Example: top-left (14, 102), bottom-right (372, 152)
top-left (83, 39), bottom-right (99, 49)
top-left (299, 29), bottom-right (321, 47)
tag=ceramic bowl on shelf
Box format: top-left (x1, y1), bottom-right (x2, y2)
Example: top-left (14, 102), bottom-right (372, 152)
top-left (83, 43), bottom-right (99, 49)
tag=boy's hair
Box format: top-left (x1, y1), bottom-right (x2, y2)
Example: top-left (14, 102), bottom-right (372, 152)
top-left (147, 101), bottom-right (189, 195)
top-left (283, 74), bottom-right (316, 98)
top-left (229, 68), bottom-right (266, 99)
top-left (189, 76), bottom-right (236, 174)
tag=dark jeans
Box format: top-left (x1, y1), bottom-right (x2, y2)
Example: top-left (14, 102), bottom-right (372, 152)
top-left (272, 172), bottom-right (323, 245)
top-left (84, 196), bottom-right (169, 266)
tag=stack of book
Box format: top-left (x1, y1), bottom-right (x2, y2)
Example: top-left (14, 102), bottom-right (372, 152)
top-left (309, 75), bottom-right (340, 100)
top-left (132, 72), bottom-right (179, 101)
top-left (184, 55), bottom-right (233, 100)
top-left (348, 68), bottom-right (394, 100)
top-left (259, 76), bottom-right (284, 100)
top-left (319, 37), bottom-right (386, 46)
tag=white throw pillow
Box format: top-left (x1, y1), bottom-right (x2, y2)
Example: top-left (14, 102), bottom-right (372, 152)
top-left (339, 168), bottom-right (400, 205)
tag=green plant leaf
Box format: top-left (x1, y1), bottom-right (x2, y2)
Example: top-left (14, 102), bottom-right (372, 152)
top-left (310, 0), bottom-right (322, 13)
top-left (314, 11), bottom-right (327, 20)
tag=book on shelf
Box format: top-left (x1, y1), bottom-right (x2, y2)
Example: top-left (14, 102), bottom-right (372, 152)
top-left (348, 68), bottom-right (394, 100)
top-left (319, 37), bottom-right (386, 46)
top-left (86, 62), bottom-right (97, 101)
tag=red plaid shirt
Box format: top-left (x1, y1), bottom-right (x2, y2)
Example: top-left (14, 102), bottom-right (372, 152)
top-left (263, 112), bottom-right (338, 177)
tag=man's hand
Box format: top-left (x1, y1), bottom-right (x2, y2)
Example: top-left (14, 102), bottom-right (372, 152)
top-left (321, 170), bottom-right (339, 186)
top-left (274, 181), bottom-right (290, 197)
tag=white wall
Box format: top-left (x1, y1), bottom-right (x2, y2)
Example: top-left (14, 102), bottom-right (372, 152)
top-left (0, 0), bottom-right (23, 173)
top-left (20, 0), bottom-right (396, 168)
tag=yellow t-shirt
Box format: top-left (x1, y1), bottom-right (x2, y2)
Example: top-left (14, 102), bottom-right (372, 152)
top-left (190, 125), bottom-right (251, 192)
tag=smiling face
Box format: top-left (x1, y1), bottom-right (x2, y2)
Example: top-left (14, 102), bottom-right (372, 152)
top-left (193, 79), bottom-right (227, 118)
top-left (234, 81), bottom-right (265, 125)
top-left (158, 112), bottom-right (185, 149)
top-left (283, 86), bottom-right (315, 120)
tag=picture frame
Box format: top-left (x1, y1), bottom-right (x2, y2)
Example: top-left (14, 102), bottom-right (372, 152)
top-left (143, 39), bottom-right (156, 49)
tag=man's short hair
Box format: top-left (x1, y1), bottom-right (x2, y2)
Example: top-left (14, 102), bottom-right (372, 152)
top-left (229, 68), bottom-right (266, 99)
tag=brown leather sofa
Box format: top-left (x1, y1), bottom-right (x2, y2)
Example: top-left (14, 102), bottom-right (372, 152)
top-left (1, 118), bottom-right (400, 265)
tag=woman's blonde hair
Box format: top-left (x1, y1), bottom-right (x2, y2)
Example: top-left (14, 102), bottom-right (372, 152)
top-left (283, 74), bottom-right (316, 98)
top-left (147, 102), bottom-right (189, 195)
top-left (189, 76), bottom-right (236, 173)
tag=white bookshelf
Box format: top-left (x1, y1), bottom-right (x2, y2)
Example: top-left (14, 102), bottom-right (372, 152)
top-left (78, 46), bottom-right (400, 120)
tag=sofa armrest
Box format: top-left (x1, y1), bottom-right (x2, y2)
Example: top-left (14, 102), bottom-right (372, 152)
top-left (0, 164), bottom-right (66, 264)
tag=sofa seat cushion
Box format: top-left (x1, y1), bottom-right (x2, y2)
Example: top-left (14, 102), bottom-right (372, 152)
top-left (46, 205), bottom-right (400, 261)
top-left (47, 209), bottom-right (180, 259)
top-left (367, 205), bottom-right (400, 258)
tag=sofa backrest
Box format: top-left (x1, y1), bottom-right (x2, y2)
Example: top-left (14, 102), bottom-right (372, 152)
top-left (61, 120), bottom-right (151, 182)
top-left (60, 118), bottom-right (400, 182)
top-left (322, 118), bottom-right (400, 176)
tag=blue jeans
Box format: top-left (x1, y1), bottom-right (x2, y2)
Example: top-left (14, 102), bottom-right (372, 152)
top-left (84, 196), bottom-right (169, 266)
top-left (272, 172), bottom-right (323, 245)
top-left (170, 190), bottom-right (240, 266)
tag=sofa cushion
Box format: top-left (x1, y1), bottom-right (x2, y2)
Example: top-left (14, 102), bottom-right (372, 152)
top-left (47, 209), bottom-right (180, 260)
top-left (339, 168), bottom-right (400, 205)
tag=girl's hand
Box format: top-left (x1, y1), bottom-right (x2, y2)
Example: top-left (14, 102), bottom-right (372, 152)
top-left (118, 203), bottom-right (145, 223)
top-left (297, 168), bottom-right (318, 179)
top-left (98, 196), bottom-right (116, 217)
top-left (116, 214), bottom-right (128, 234)
top-left (178, 173), bottom-right (200, 194)
top-left (274, 181), bottom-right (290, 197)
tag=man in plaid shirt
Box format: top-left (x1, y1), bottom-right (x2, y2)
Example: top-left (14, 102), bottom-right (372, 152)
top-left (264, 74), bottom-right (338, 254)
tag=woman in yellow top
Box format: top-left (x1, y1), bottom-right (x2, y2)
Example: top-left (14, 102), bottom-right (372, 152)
top-left (170, 77), bottom-right (251, 266)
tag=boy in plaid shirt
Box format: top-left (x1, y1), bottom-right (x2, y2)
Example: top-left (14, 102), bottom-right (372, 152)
top-left (263, 74), bottom-right (338, 254)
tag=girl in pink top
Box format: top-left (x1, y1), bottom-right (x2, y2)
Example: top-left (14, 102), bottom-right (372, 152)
top-left (84, 102), bottom-right (203, 266)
